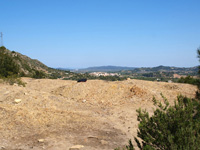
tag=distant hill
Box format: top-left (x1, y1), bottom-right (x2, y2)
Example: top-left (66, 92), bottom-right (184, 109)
top-left (130, 65), bottom-right (198, 74)
top-left (74, 65), bottom-right (198, 75)
top-left (76, 66), bottom-right (136, 72)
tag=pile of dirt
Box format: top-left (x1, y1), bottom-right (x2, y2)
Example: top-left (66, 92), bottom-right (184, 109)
top-left (0, 78), bottom-right (197, 150)
top-left (130, 85), bottom-right (147, 97)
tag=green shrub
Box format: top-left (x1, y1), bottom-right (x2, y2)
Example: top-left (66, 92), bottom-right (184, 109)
top-left (116, 95), bottom-right (200, 150)
top-left (114, 140), bottom-right (135, 150)
top-left (1, 75), bottom-right (26, 87)
top-left (0, 46), bottom-right (20, 77)
top-left (178, 76), bottom-right (200, 85)
top-left (32, 70), bottom-right (47, 79)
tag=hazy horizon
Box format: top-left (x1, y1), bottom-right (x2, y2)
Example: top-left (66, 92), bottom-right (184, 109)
top-left (56, 65), bottom-right (198, 70)
top-left (1, 0), bottom-right (200, 68)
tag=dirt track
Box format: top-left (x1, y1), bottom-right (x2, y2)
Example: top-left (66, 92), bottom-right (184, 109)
top-left (0, 78), bottom-right (197, 150)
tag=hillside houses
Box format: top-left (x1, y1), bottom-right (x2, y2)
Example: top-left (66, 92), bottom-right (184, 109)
top-left (90, 72), bottom-right (119, 77)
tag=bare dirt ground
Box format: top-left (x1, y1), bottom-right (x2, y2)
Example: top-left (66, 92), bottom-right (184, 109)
top-left (0, 78), bottom-right (197, 150)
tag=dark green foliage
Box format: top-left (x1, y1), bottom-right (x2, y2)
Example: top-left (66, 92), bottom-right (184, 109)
top-left (196, 48), bottom-right (200, 98)
top-left (98, 75), bottom-right (126, 81)
top-left (198, 49), bottom-right (200, 73)
top-left (115, 95), bottom-right (200, 150)
top-left (49, 72), bottom-right (62, 79)
top-left (114, 140), bottom-right (135, 150)
top-left (126, 140), bottom-right (134, 150)
top-left (129, 48), bottom-right (200, 149)
top-left (32, 70), bottom-right (47, 79)
top-left (2, 76), bottom-right (26, 87)
top-left (0, 46), bottom-right (6, 50)
top-left (141, 73), bottom-right (154, 78)
top-left (0, 46), bottom-right (20, 77)
top-left (178, 76), bottom-right (200, 85)
top-left (63, 72), bottom-right (96, 80)
top-left (134, 95), bottom-right (200, 150)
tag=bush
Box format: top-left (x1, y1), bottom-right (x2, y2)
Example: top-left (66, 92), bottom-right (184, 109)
top-left (116, 94), bottom-right (200, 150)
top-left (178, 76), bottom-right (200, 85)
top-left (32, 70), bottom-right (47, 79)
top-left (0, 46), bottom-right (20, 77)
top-left (1, 75), bottom-right (26, 87)
top-left (115, 140), bottom-right (135, 150)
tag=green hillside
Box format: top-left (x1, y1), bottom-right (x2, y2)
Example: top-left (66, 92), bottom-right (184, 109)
top-left (0, 46), bottom-right (72, 79)
top-left (0, 46), bottom-right (48, 78)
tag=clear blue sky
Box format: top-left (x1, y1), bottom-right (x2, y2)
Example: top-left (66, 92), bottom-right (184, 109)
top-left (1, 0), bottom-right (200, 68)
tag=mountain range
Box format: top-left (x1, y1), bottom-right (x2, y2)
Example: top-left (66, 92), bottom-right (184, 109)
top-left (72, 65), bottom-right (198, 75)
top-left (74, 66), bottom-right (136, 72)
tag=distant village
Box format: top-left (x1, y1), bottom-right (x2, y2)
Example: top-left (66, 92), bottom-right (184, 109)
top-left (89, 72), bottom-right (120, 77)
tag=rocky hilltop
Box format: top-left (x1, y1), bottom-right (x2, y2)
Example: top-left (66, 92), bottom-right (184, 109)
top-left (0, 78), bottom-right (197, 150)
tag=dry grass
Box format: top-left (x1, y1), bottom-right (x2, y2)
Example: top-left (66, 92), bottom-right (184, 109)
top-left (0, 78), bottom-right (197, 150)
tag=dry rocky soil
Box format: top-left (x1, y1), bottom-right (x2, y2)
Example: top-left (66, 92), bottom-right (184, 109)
top-left (0, 78), bottom-right (197, 150)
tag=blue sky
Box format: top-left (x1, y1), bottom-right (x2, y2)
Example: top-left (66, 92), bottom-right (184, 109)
top-left (1, 0), bottom-right (200, 68)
